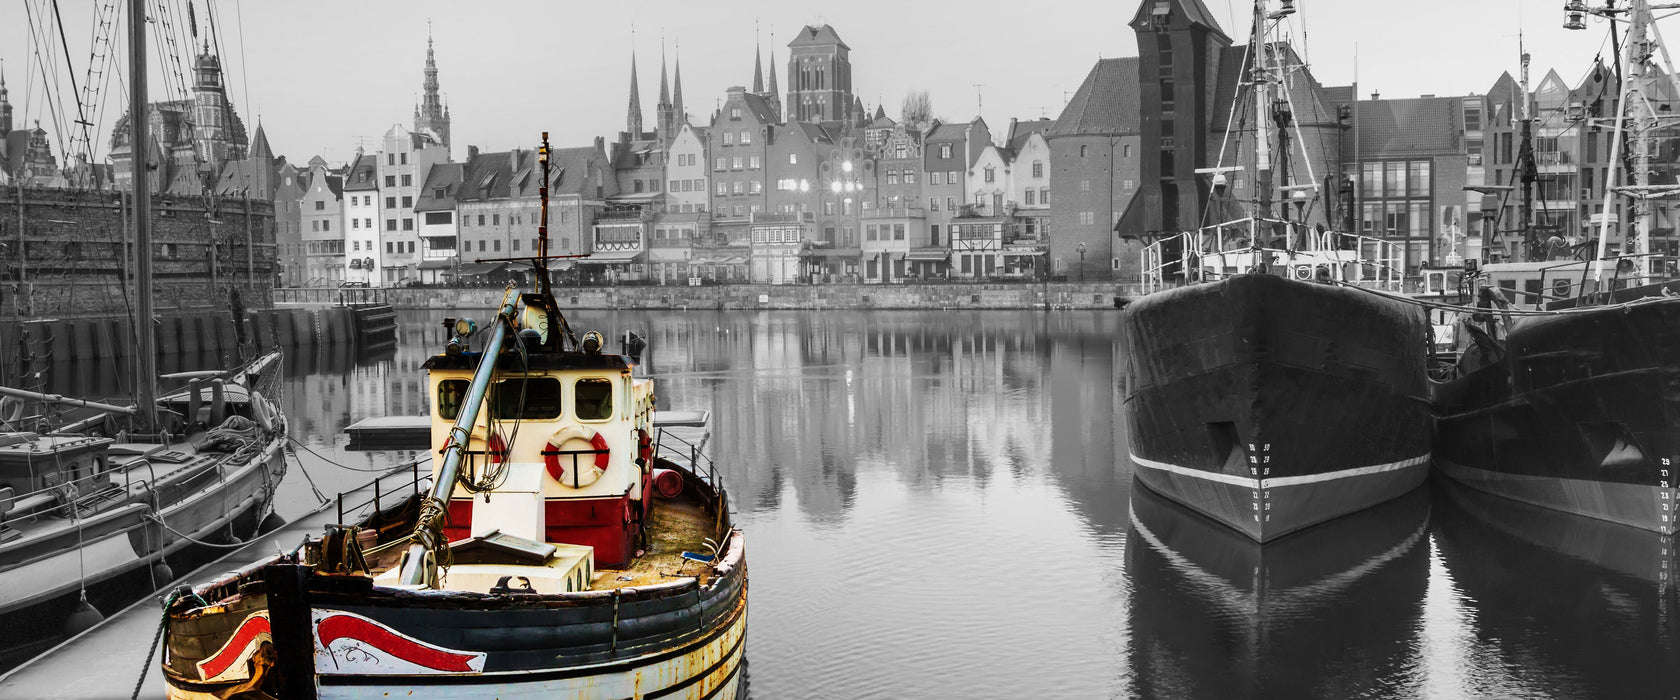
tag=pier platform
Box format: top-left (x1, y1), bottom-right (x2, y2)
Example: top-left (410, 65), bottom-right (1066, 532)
top-left (0, 464), bottom-right (428, 699)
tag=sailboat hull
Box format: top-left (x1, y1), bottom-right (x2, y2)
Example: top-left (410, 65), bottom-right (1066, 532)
top-left (1432, 296), bottom-right (1680, 533)
top-left (1122, 273), bottom-right (1431, 541)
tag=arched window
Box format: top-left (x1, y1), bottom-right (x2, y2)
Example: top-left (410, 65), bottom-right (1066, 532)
top-left (1080, 145), bottom-right (1088, 158)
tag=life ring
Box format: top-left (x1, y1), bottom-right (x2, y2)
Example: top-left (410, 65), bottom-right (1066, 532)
top-left (544, 426), bottom-right (610, 488)
top-left (1291, 265), bottom-right (1314, 281)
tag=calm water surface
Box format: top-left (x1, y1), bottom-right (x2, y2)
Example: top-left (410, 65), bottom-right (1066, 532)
top-left (50, 308), bottom-right (1676, 699)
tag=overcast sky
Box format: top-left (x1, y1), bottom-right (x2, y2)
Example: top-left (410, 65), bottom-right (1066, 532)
top-left (1, 0), bottom-right (1629, 166)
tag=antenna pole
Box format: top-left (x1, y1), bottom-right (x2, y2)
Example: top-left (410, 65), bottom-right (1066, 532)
top-left (130, 0), bottom-right (158, 432)
top-left (538, 131), bottom-right (551, 297)
top-left (1518, 40), bottom-right (1539, 260)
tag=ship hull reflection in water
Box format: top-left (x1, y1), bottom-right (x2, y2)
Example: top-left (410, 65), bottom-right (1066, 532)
top-left (1433, 480), bottom-right (1680, 696)
top-left (1126, 480), bottom-right (1431, 698)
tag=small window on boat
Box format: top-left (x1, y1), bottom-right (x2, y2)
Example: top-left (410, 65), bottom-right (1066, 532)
top-left (574, 378), bottom-right (614, 421)
top-left (490, 377), bottom-right (564, 420)
top-left (437, 380), bottom-right (470, 420)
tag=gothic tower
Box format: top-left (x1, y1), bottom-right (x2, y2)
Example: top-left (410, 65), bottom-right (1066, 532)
top-left (414, 30), bottom-right (452, 155)
top-left (193, 45), bottom-right (235, 166)
top-left (1130, 0), bottom-right (1231, 232)
top-left (786, 25), bottom-right (853, 123)
top-left (0, 64), bottom-right (12, 135)
top-left (626, 51), bottom-right (644, 137)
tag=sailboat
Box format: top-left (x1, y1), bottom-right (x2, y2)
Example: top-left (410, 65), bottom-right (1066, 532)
top-left (1121, 0), bottom-right (1431, 542)
top-left (1432, 0), bottom-right (1680, 533)
top-left (156, 133), bottom-right (745, 699)
top-left (0, 0), bottom-right (288, 664)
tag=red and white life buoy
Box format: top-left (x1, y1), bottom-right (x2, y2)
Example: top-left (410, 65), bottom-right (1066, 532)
top-left (544, 425), bottom-right (610, 488)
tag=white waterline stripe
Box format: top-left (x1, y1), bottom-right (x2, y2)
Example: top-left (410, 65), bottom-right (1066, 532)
top-left (1130, 453), bottom-right (1430, 489)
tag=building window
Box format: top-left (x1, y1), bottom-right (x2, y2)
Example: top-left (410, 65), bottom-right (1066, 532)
top-left (386, 219), bottom-right (397, 231)
top-left (1081, 180), bottom-right (1091, 192)
top-left (669, 179), bottom-right (680, 191)
top-left (493, 240), bottom-right (502, 252)
top-left (1408, 161), bottom-right (1430, 198)
top-left (323, 220), bottom-right (331, 232)
top-left (984, 167), bottom-right (995, 183)
top-left (947, 197), bottom-right (956, 210)
top-left (1032, 161), bottom-right (1043, 178)
top-left (385, 175), bottom-right (396, 187)
top-left (386, 242), bottom-right (394, 254)
top-left (930, 171), bottom-right (941, 185)
top-left (493, 214), bottom-right (501, 225)
top-left (1025, 190), bottom-right (1036, 205)
top-left (1123, 145), bottom-right (1132, 158)
top-left (789, 153), bottom-right (798, 164)
top-left (1080, 145), bottom-right (1088, 158)
top-left (724, 132), bottom-right (736, 145)
top-left (888, 171), bottom-right (900, 185)
top-left (929, 197), bottom-right (939, 211)
top-left (352, 218), bottom-right (360, 229)
top-left (741, 131), bottom-right (752, 144)
top-left (940, 144), bottom-right (952, 159)
top-left (893, 224), bottom-right (905, 241)
top-left (751, 180), bottom-right (762, 193)
top-left (866, 224), bottom-right (878, 241)
top-left (403, 218), bottom-right (413, 231)
top-left (749, 156), bottom-right (761, 169)
top-left (1079, 211), bottom-right (1095, 225)
top-left (634, 180), bottom-right (644, 193)
top-left (387, 154), bottom-right (395, 165)
top-left (401, 196), bottom-right (413, 208)
top-left (717, 182), bottom-right (728, 196)
top-left (715, 157), bottom-right (726, 171)
top-left (730, 107), bottom-right (742, 119)
top-left (478, 240), bottom-right (486, 252)
top-left (385, 197), bottom-right (395, 208)
top-left (402, 174), bottom-right (412, 186)
top-left (311, 221), bottom-right (319, 232)
top-left (732, 181), bottom-right (744, 194)
top-left (905, 171), bottom-right (917, 184)
top-left (513, 239), bottom-right (521, 251)
top-left (732, 157), bottom-right (744, 169)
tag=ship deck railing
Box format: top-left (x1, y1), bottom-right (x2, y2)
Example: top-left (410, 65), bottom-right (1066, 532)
top-left (651, 410), bottom-right (715, 488)
top-left (1140, 219), bottom-right (1405, 294)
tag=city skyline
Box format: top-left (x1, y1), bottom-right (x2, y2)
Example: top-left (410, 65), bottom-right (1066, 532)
top-left (3, 0), bottom-right (1625, 163)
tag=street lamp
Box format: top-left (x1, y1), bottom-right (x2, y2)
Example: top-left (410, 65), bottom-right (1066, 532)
top-left (1077, 241), bottom-right (1087, 282)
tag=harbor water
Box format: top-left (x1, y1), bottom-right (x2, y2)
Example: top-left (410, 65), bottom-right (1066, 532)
top-left (25, 309), bottom-right (1678, 698)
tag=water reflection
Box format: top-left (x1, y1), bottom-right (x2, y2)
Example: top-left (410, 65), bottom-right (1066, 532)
top-left (1432, 480), bottom-right (1680, 697)
top-left (1126, 483), bottom-right (1431, 698)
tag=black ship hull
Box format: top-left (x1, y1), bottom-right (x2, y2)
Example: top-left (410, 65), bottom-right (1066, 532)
top-left (1432, 296), bottom-right (1680, 533)
top-left (1122, 274), bottom-right (1431, 541)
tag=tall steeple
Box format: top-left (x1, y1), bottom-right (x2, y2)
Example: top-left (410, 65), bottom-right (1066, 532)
top-left (672, 49), bottom-right (686, 128)
top-left (765, 38), bottom-right (782, 122)
top-left (414, 24), bottom-right (451, 155)
top-left (752, 47), bottom-right (764, 94)
top-left (0, 60), bottom-right (12, 135)
top-left (656, 43), bottom-right (674, 143)
top-left (626, 50), bottom-right (644, 137)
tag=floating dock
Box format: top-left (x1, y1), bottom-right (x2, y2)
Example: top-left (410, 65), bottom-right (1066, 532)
top-left (0, 464), bottom-right (428, 699)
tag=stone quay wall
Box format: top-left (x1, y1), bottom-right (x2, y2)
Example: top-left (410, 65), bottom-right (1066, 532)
top-left (276, 282), bottom-right (1145, 311)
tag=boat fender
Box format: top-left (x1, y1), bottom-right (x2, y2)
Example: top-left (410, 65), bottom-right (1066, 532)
top-left (1314, 265), bottom-right (1333, 284)
top-left (0, 396), bottom-right (23, 425)
top-left (250, 391), bottom-right (274, 432)
top-left (652, 468), bottom-right (685, 499)
top-left (544, 426), bottom-right (610, 488)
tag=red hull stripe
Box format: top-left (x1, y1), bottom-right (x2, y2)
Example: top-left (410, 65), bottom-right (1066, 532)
top-left (317, 613), bottom-right (480, 672)
top-left (198, 613), bottom-right (271, 680)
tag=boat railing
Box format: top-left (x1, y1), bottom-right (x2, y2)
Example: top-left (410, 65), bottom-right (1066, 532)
top-left (0, 457), bottom-right (138, 527)
top-left (1140, 219), bottom-right (1406, 293)
top-left (654, 425), bottom-right (716, 488)
top-left (334, 459), bottom-right (430, 526)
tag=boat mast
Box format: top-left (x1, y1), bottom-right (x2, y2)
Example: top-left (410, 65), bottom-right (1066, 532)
top-left (1250, 1), bottom-right (1273, 225)
top-left (1517, 41), bottom-right (1540, 261)
top-left (537, 131), bottom-right (552, 297)
top-left (129, 0), bottom-right (157, 430)
top-left (1570, 0), bottom-right (1678, 283)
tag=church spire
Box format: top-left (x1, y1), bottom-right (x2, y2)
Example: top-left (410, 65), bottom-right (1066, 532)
top-left (752, 47), bottom-right (764, 94)
top-left (673, 47), bottom-right (686, 127)
top-left (0, 59), bottom-right (11, 135)
top-left (414, 22), bottom-right (451, 154)
top-left (765, 35), bottom-right (781, 122)
top-left (658, 43), bottom-right (671, 108)
top-left (627, 50), bottom-right (644, 136)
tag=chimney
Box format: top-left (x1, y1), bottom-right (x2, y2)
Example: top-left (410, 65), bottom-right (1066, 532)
top-left (594, 136), bottom-right (606, 153)
top-left (468, 145), bottom-right (480, 161)
top-left (511, 148), bottom-right (522, 172)
top-left (1372, 91), bottom-right (1381, 100)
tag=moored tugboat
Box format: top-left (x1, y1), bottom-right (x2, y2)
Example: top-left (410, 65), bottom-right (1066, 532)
top-left (1122, 0), bottom-right (1430, 542)
top-left (157, 134), bottom-right (746, 699)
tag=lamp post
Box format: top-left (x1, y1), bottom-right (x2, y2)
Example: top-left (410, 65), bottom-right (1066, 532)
top-left (1077, 241), bottom-right (1087, 282)
top-left (821, 138), bottom-right (871, 282)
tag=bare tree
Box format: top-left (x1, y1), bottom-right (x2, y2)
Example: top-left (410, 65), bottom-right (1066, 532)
top-left (901, 90), bottom-right (934, 130)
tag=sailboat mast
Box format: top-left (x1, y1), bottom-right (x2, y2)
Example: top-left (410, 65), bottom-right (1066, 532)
top-left (1518, 43), bottom-right (1538, 261)
top-left (1251, 1), bottom-right (1272, 221)
top-left (129, 0), bottom-right (157, 430)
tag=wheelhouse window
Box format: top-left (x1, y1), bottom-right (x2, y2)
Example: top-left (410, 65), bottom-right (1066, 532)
top-left (490, 377), bottom-right (563, 420)
top-left (436, 380), bottom-right (470, 420)
top-left (574, 378), bottom-right (614, 421)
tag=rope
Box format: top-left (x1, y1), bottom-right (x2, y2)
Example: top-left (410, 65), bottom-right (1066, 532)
top-left (145, 513), bottom-right (249, 549)
top-left (132, 587), bottom-right (203, 700)
top-left (283, 445), bottom-right (330, 505)
top-left (284, 433), bottom-right (424, 473)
